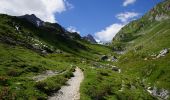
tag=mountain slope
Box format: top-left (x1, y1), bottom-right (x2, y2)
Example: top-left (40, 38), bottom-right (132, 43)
top-left (112, 0), bottom-right (170, 51)
top-left (111, 0), bottom-right (170, 99)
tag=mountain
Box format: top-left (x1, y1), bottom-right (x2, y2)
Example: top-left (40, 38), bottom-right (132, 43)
top-left (0, 14), bottom-right (88, 55)
top-left (111, 0), bottom-right (170, 99)
top-left (0, 0), bottom-right (170, 100)
top-left (112, 0), bottom-right (170, 51)
top-left (83, 34), bottom-right (97, 43)
top-left (18, 14), bottom-right (45, 27)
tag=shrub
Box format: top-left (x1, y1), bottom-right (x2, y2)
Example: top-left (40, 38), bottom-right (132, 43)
top-left (26, 66), bottom-right (40, 72)
top-left (0, 87), bottom-right (16, 100)
top-left (0, 76), bottom-right (9, 86)
top-left (35, 82), bottom-right (47, 92)
top-left (100, 72), bottom-right (109, 76)
top-left (7, 70), bottom-right (20, 77)
top-left (64, 72), bottom-right (74, 78)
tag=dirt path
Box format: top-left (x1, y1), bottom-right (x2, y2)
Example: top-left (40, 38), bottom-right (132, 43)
top-left (48, 67), bottom-right (84, 100)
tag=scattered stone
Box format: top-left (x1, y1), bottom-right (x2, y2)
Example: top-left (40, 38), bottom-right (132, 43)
top-left (110, 56), bottom-right (118, 62)
top-left (15, 25), bottom-right (20, 31)
top-left (42, 50), bottom-right (47, 54)
top-left (150, 54), bottom-right (157, 57)
top-left (144, 58), bottom-right (148, 61)
top-left (118, 69), bottom-right (121, 73)
top-left (131, 85), bottom-right (136, 90)
top-left (119, 80), bottom-right (125, 92)
top-left (56, 49), bottom-right (63, 54)
top-left (111, 66), bottom-right (121, 73)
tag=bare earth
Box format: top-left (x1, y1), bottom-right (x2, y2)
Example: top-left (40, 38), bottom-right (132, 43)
top-left (48, 67), bottom-right (84, 100)
top-left (32, 70), bottom-right (66, 82)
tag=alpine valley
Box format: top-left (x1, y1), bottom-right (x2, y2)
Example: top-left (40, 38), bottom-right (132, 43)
top-left (0, 0), bottom-right (170, 100)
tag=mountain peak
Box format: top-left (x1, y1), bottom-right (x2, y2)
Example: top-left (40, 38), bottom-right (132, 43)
top-left (83, 34), bottom-right (97, 43)
top-left (18, 14), bottom-right (44, 27)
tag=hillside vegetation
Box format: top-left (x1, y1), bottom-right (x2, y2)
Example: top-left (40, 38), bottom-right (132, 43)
top-left (0, 0), bottom-right (170, 100)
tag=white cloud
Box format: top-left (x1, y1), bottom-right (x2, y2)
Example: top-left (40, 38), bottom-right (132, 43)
top-left (94, 11), bottom-right (140, 42)
top-left (123, 0), bottom-right (136, 6)
top-left (116, 12), bottom-right (139, 23)
top-left (66, 26), bottom-right (80, 34)
top-left (0, 0), bottom-right (73, 22)
top-left (95, 24), bottom-right (124, 42)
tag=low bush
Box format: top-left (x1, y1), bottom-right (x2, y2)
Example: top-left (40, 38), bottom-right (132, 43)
top-left (0, 76), bottom-right (9, 86)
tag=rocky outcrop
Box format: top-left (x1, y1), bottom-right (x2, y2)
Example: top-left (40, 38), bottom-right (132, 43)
top-left (101, 55), bottom-right (118, 62)
top-left (109, 56), bottom-right (118, 62)
top-left (155, 14), bottom-right (169, 21)
top-left (157, 48), bottom-right (169, 58)
top-left (147, 86), bottom-right (169, 100)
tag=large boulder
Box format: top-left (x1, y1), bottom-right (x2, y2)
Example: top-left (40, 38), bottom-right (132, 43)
top-left (157, 48), bottom-right (169, 58)
top-left (101, 55), bottom-right (108, 61)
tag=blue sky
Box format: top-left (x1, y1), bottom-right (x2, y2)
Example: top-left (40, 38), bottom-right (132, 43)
top-left (0, 0), bottom-right (162, 42)
top-left (55, 0), bottom-right (162, 42)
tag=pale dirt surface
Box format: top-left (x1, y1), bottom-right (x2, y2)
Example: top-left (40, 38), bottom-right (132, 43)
top-left (48, 67), bottom-right (84, 100)
top-left (33, 70), bottom-right (65, 82)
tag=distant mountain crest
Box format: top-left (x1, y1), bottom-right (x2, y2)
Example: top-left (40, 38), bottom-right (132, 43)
top-left (83, 34), bottom-right (97, 43)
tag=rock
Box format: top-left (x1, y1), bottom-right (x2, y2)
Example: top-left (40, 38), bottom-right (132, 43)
top-left (118, 69), bottom-right (121, 73)
top-left (147, 86), bottom-right (169, 100)
top-left (166, 4), bottom-right (170, 10)
top-left (56, 49), bottom-right (63, 54)
top-left (144, 58), bottom-right (148, 61)
top-left (110, 56), bottom-right (118, 62)
top-left (42, 50), bottom-right (47, 54)
top-left (15, 25), bottom-right (20, 31)
top-left (111, 66), bottom-right (121, 73)
top-left (155, 14), bottom-right (169, 21)
top-left (131, 85), bottom-right (136, 90)
top-left (101, 55), bottom-right (108, 61)
top-left (157, 48), bottom-right (169, 58)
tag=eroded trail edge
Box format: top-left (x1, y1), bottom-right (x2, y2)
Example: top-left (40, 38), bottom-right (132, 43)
top-left (48, 67), bottom-right (84, 100)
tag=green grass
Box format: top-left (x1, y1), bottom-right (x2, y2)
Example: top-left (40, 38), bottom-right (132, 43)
top-left (0, 42), bottom-right (76, 99)
top-left (0, 1), bottom-right (170, 99)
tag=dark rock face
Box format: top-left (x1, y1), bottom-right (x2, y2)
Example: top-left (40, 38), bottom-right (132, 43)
top-left (101, 55), bottom-right (108, 61)
top-left (83, 34), bottom-right (97, 43)
top-left (18, 14), bottom-right (44, 27)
